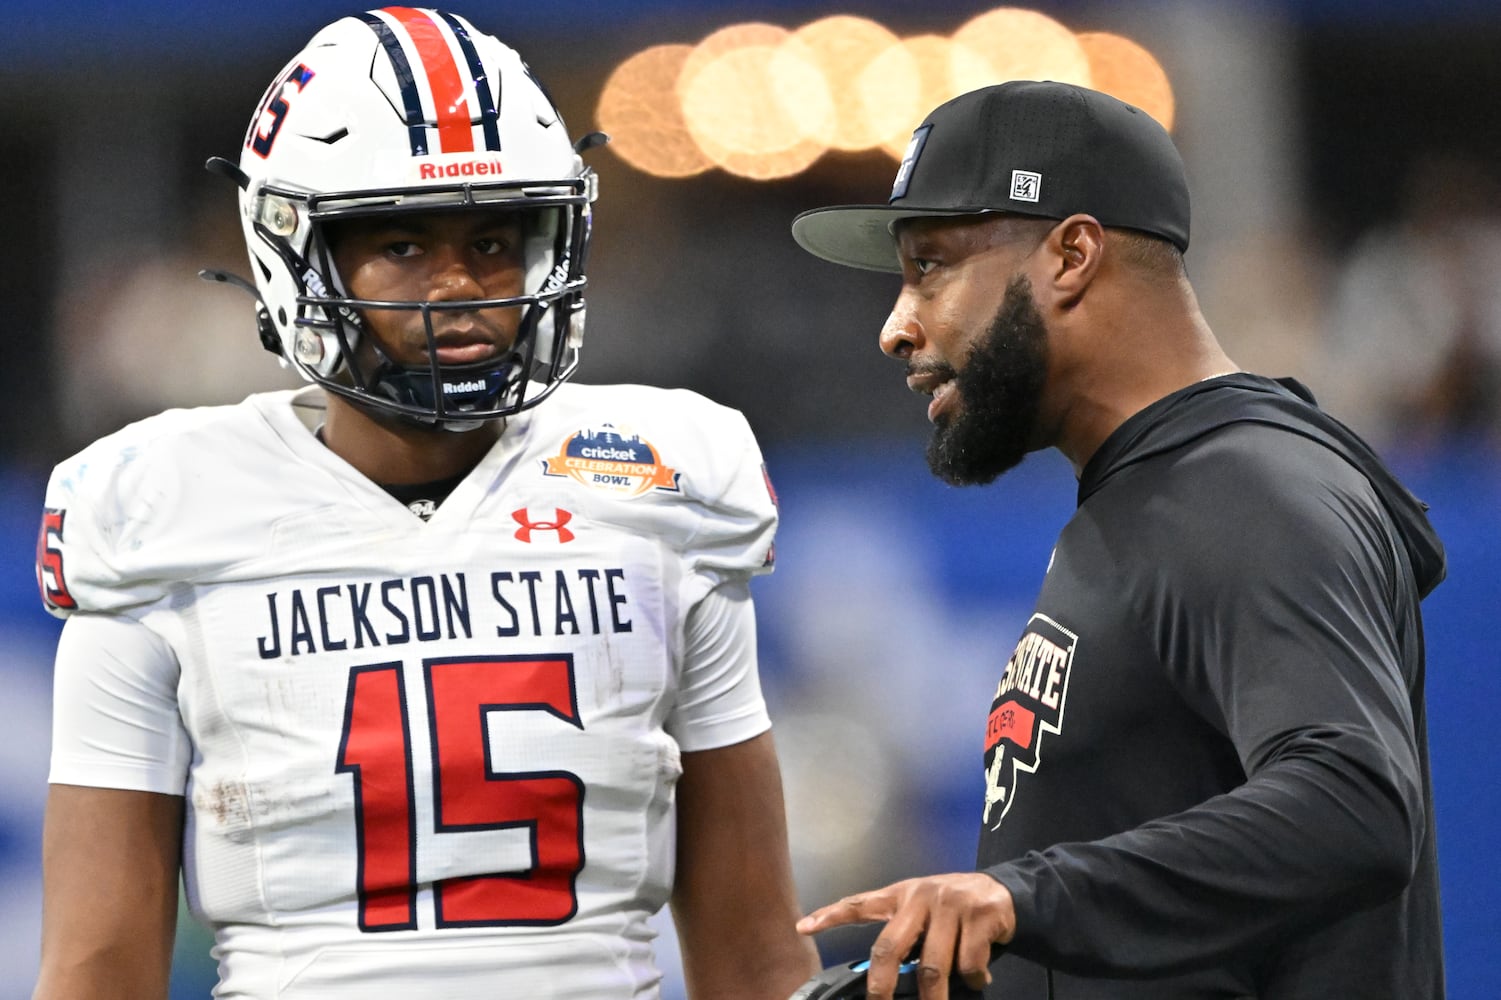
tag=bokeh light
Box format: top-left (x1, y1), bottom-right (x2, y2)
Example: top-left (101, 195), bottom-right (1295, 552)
top-left (791, 15), bottom-right (912, 151)
top-left (677, 23), bottom-right (833, 179)
top-left (595, 44), bottom-right (713, 178)
top-left (951, 7), bottom-right (1093, 92)
top-left (595, 8), bottom-right (1178, 178)
top-left (874, 35), bottom-right (996, 158)
top-left (849, 38), bottom-right (927, 155)
top-left (1077, 31), bottom-right (1176, 131)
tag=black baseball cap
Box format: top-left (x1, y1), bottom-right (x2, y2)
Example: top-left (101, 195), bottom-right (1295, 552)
top-left (791, 80), bottom-right (1190, 272)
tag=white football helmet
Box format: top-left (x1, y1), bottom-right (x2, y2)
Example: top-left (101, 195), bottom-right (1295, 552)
top-left (216, 7), bottom-right (597, 427)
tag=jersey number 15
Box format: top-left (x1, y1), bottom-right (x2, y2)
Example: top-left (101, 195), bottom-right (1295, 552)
top-left (336, 654), bottom-right (585, 931)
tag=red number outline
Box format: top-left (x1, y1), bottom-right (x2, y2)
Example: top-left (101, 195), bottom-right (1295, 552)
top-left (37, 508), bottom-right (77, 611)
top-left (336, 654), bottom-right (585, 931)
top-left (426, 655), bottom-right (585, 927)
top-left (335, 662), bottom-right (418, 931)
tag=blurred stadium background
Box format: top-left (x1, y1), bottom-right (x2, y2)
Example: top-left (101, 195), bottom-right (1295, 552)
top-left (2, 0), bottom-right (1499, 996)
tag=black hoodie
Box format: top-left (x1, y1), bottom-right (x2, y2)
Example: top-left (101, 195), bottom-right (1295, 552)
top-left (976, 374), bottom-right (1446, 999)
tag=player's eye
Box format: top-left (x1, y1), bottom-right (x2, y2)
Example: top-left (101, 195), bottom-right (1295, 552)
top-left (386, 240), bottom-right (421, 258)
top-left (475, 230), bottom-right (523, 257)
top-left (911, 257), bottom-right (937, 276)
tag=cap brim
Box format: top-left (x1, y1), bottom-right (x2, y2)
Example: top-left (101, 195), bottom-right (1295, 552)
top-left (791, 204), bottom-right (984, 273)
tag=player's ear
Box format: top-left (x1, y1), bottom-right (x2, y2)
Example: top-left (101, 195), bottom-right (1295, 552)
top-left (1046, 214), bottom-right (1104, 307)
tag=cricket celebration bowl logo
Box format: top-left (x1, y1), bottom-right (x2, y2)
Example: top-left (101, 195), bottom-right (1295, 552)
top-left (543, 424), bottom-right (682, 498)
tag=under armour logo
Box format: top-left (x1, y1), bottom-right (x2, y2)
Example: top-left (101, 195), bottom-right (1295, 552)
top-left (512, 507), bottom-right (575, 543)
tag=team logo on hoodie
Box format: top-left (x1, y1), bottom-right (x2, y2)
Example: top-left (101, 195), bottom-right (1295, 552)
top-left (982, 613), bottom-right (1076, 830)
top-left (543, 423), bottom-right (681, 498)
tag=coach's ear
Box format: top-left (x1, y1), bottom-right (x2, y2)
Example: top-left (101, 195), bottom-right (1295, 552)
top-left (1045, 213), bottom-right (1105, 309)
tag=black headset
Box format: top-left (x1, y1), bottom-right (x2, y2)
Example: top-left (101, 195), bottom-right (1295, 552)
top-left (787, 958), bottom-right (986, 1000)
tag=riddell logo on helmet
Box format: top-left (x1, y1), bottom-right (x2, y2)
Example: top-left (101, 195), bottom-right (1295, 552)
top-left (418, 158), bottom-right (504, 180)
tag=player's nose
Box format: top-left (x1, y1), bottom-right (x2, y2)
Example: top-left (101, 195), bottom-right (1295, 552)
top-left (426, 244), bottom-right (486, 301)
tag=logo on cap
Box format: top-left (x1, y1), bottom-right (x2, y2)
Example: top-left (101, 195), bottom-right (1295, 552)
top-left (890, 125), bottom-right (932, 201)
top-left (1010, 170), bottom-right (1042, 203)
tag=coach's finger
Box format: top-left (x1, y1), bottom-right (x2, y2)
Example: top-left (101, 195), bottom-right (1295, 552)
top-left (863, 911), bottom-right (925, 1000)
top-left (796, 888), bottom-right (897, 934)
top-left (915, 906), bottom-right (961, 1000)
top-left (954, 921), bottom-right (998, 992)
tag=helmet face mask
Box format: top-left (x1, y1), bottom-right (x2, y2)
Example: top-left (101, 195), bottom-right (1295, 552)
top-left (231, 7), bottom-right (596, 428)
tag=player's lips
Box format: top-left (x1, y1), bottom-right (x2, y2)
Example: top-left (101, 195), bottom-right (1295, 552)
top-left (429, 330), bottom-right (500, 365)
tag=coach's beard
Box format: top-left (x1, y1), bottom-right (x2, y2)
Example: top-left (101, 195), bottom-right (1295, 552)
top-left (926, 274), bottom-right (1051, 486)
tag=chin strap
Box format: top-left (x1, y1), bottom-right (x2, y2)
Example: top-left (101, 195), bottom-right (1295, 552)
top-left (374, 362), bottom-right (517, 414)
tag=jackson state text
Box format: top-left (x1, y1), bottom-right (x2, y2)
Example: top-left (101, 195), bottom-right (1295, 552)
top-left (255, 568), bottom-right (634, 658)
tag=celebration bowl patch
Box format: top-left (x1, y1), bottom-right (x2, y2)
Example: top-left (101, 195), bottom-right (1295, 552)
top-left (543, 424), bottom-right (681, 497)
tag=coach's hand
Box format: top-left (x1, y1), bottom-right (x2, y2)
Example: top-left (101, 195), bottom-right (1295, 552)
top-left (796, 872), bottom-right (1015, 1000)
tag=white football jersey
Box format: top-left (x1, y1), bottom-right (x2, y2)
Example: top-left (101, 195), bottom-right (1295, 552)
top-left (39, 383), bottom-right (779, 999)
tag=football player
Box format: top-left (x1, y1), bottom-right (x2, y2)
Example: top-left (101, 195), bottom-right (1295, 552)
top-left (33, 9), bottom-right (818, 998)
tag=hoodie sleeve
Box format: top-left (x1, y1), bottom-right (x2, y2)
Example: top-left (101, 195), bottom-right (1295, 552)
top-left (987, 423), bottom-right (1430, 976)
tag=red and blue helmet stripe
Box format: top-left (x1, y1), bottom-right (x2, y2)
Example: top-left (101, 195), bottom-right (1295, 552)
top-left (359, 7), bottom-right (502, 156)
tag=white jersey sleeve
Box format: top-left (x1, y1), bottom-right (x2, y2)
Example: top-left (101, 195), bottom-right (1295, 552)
top-left (48, 612), bottom-right (190, 794)
top-left (534, 383), bottom-right (780, 754)
top-left (38, 408), bottom-right (233, 796)
top-left (644, 393), bottom-right (777, 751)
top-left (38, 405), bottom-right (221, 617)
top-left (668, 579), bottom-right (768, 753)
top-left (674, 402), bottom-right (779, 607)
